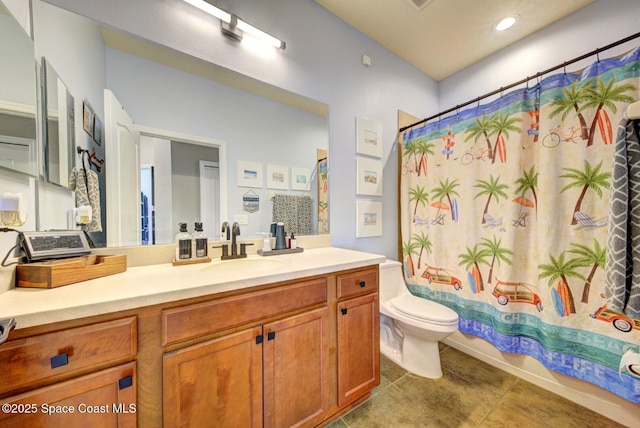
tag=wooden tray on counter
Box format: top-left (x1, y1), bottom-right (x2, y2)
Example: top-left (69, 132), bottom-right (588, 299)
top-left (16, 254), bottom-right (127, 289)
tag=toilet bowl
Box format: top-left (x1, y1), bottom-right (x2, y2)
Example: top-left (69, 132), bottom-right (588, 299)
top-left (379, 260), bottom-right (458, 378)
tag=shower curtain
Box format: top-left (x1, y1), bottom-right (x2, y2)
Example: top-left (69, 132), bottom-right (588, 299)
top-left (400, 46), bottom-right (640, 403)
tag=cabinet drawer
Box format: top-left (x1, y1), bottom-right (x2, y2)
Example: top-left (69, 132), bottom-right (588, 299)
top-left (0, 317), bottom-right (137, 395)
top-left (336, 267), bottom-right (378, 300)
top-left (162, 278), bottom-right (327, 346)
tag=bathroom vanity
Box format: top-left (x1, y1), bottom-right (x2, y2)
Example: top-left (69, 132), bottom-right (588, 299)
top-left (0, 247), bottom-right (384, 427)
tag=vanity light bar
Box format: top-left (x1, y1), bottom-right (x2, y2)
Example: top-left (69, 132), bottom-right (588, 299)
top-left (182, 0), bottom-right (286, 50)
top-left (183, 0), bottom-right (231, 24)
top-left (236, 18), bottom-right (286, 50)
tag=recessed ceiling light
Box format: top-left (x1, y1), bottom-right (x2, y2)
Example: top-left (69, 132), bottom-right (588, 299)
top-left (495, 16), bottom-right (516, 31)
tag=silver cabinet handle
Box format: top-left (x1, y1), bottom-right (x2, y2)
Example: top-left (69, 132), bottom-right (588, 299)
top-left (0, 318), bottom-right (16, 345)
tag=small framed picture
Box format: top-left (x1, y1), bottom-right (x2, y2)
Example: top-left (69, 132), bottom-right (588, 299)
top-left (266, 164), bottom-right (289, 190)
top-left (83, 101), bottom-right (94, 136)
top-left (356, 116), bottom-right (383, 158)
top-left (356, 200), bottom-right (382, 237)
top-left (93, 116), bottom-right (103, 146)
top-left (356, 157), bottom-right (382, 196)
top-left (237, 161), bottom-right (263, 188)
top-left (291, 167), bottom-right (311, 191)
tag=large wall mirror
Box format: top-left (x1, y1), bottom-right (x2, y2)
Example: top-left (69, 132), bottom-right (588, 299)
top-left (3, 0), bottom-right (330, 248)
top-left (0, 3), bottom-right (38, 178)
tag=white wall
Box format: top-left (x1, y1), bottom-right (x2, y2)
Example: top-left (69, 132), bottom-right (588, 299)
top-left (45, 0), bottom-right (439, 260)
top-left (439, 1), bottom-right (640, 425)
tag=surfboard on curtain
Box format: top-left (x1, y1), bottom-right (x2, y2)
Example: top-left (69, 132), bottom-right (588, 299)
top-left (597, 110), bottom-right (613, 145)
top-left (467, 265), bottom-right (480, 294)
top-left (404, 256), bottom-right (415, 278)
top-left (452, 198), bottom-right (459, 222)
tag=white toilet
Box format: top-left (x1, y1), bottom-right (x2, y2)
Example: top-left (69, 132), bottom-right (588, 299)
top-left (379, 260), bottom-right (459, 378)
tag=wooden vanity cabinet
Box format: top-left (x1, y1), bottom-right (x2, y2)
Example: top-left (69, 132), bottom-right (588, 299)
top-left (336, 268), bottom-right (380, 407)
top-left (162, 279), bottom-right (330, 428)
top-left (0, 317), bottom-right (138, 427)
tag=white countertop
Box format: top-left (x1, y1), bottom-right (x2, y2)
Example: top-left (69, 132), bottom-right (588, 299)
top-left (0, 247), bottom-right (385, 329)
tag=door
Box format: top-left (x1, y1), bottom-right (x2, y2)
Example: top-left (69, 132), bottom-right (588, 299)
top-left (263, 308), bottom-right (329, 428)
top-left (337, 293), bottom-right (380, 406)
top-left (163, 327), bottom-right (263, 428)
top-left (104, 89), bottom-right (140, 247)
top-left (199, 160), bottom-right (220, 240)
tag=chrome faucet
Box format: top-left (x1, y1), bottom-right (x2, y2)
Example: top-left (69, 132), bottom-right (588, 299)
top-left (231, 222), bottom-right (241, 256)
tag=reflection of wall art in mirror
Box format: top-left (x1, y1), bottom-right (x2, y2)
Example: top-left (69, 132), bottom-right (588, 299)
top-left (291, 167), bottom-right (310, 191)
top-left (266, 164), bottom-right (289, 190)
top-left (356, 157), bottom-right (382, 196)
top-left (83, 101), bottom-right (94, 136)
top-left (93, 115), bottom-right (102, 145)
top-left (237, 160), bottom-right (263, 188)
top-left (356, 116), bottom-right (383, 158)
top-left (242, 189), bottom-right (260, 213)
top-left (356, 200), bottom-right (382, 237)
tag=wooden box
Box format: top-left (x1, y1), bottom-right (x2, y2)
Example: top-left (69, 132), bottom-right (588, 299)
top-left (16, 254), bottom-right (127, 289)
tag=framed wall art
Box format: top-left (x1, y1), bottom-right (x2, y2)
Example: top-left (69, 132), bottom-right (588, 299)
top-left (83, 101), bottom-right (94, 136)
top-left (356, 157), bottom-right (382, 196)
top-left (291, 167), bottom-right (311, 191)
top-left (237, 161), bottom-right (263, 188)
top-left (356, 116), bottom-right (383, 158)
top-left (356, 200), bottom-right (382, 237)
top-left (266, 164), bottom-right (289, 190)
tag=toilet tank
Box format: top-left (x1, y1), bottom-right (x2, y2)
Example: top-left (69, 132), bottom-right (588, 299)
top-left (379, 260), bottom-right (407, 303)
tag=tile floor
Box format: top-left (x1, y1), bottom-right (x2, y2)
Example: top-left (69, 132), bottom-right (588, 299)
top-left (326, 344), bottom-right (625, 428)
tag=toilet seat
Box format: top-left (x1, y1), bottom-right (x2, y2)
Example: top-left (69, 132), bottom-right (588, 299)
top-left (389, 294), bottom-right (458, 326)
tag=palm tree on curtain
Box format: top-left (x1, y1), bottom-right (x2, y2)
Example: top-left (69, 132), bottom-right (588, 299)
top-left (474, 175), bottom-right (509, 224)
top-left (402, 137), bottom-right (420, 175)
top-left (539, 252), bottom-right (586, 314)
top-left (480, 236), bottom-right (513, 284)
top-left (548, 81), bottom-right (590, 141)
top-left (513, 166), bottom-right (539, 216)
top-left (402, 240), bottom-right (420, 277)
top-left (582, 77), bottom-right (636, 147)
top-left (415, 138), bottom-right (435, 176)
top-left (560, 160), bottom-right (611, 225)
top-left (458, 244), bottom-right (491, 292)
top-left (409, 185), bottom-right (430, 222)
top-left (431, 178), bottom-right (460, 221)
top-left (487, 111), bottom-right (522, 164)
top-left (568, 239), bottom-right (606, 304)
top-left (464, 113), bottom-right (495, 158)
top-left (411, 232), bottom-right (432, 269)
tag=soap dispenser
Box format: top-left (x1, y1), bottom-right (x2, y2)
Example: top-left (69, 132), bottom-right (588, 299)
top-left (175, 223), bottom-right (192, 260)
top-left (192, 222), bottom-right (208, 258)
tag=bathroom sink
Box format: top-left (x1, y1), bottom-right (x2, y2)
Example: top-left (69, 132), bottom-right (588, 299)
top-left (202, 257), bottom-right (285, 275)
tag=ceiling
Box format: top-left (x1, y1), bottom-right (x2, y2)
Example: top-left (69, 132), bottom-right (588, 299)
top-left (315, 0), bottom-right (596, 81)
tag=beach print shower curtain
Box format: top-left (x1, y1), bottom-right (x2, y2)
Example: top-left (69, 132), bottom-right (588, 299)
top-left (400, 46), bottom-right (640, 403)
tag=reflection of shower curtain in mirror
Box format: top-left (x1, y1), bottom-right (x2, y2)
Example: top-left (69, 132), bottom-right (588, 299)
top-left (399, 46), bottom-right (640, 403)
top-left (272, 194), bottom-right (313, 235)
top-left (69, 166), bottom-right (102, 232)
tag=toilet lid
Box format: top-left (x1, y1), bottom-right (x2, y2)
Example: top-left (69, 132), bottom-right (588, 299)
top-left (389, 294), bottom-right (459, 326)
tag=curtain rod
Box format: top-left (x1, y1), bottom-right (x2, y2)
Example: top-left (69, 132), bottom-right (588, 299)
top-left (399, 31), bottom-right (640, 133)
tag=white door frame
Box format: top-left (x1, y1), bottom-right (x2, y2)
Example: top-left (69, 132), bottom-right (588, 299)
top-left (135, 125), bottom-right (228, 235)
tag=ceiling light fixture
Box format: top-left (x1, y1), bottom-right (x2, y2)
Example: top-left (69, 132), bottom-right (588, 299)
top-left (183, 0), bottom-right (286, 50)
top-left (495, 16), bottom-right (516, 31)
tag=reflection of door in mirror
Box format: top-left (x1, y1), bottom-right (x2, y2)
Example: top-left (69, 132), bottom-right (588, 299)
top-left (42, 58), bottom-right (75, 187)
top-left (0, 6), bottom-right (38, 177)
top-left (139, 135), bottom-right (222, 245)
top-left (105, 89), bottom-right (140, 247)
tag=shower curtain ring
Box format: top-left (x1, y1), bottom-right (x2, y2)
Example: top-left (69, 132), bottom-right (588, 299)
top-left (563, 62), bottom-right (567, 75)
top-left (596, 49), bottom-right (600, 63)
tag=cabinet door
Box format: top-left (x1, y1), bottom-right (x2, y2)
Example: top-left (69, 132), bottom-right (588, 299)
top-left (163, 327), bottom-right (263, 428)
top-left (263, 307), bottom-right (329, 428)
top-left (337, 293), bottom-right (380, 407)
top-left (0, 362), bottom-right (136, 428)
